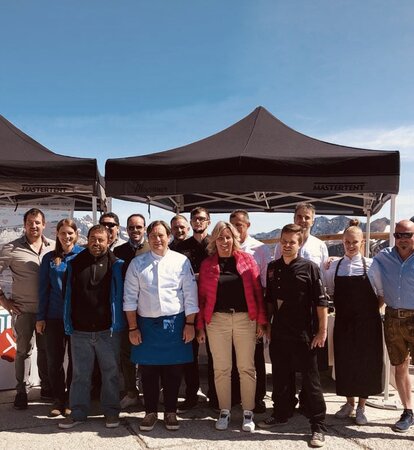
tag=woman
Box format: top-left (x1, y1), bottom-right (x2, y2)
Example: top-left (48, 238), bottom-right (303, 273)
top-left (123, 220), bottom-right (199, 432)
top-left (197, 221), bottom-right (268, 432)
top-left (324, 219), bottom-right (383, 425)
top-left (36, 218), bottom-right (83, 416)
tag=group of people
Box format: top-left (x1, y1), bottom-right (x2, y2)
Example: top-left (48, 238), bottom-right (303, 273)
top-left (0, 204), bottom-right (413, 448)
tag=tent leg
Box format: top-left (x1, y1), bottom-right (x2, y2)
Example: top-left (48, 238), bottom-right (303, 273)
top-left (365, 210), bottom-right (371, 257)
top-left (92, 196), bottom-right (97, 225)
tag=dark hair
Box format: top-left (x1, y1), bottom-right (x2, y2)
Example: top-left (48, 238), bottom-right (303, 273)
top-left (294, 202), bottom-right (315, 215)
top-left (88, 224), bottom-right (110, 239)
top-left (99, 212), bottom-right (119, 226)
top-left (54, 219), bottom-right (78, 265)
top-left (147, 220), bottom-right (171, 236)
top-left (229, 209), bottom-right (250, 222)
top-left (281, 223), bottom-right (303, 245)
top-left (170, 214), bottom-right (188, 225)
top-left (24, 208), bottom-right (45, 224)
top-left (190, 206), bottom-right (210, 220)
top-left (127, 214), bottom-right (146, 227)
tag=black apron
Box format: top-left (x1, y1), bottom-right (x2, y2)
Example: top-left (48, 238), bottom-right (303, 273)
top-left (333, 257), bottom-right (383, 397)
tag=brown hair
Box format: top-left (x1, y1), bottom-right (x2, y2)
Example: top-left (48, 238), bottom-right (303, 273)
top-left (147, 220), bottom-right (171, 236)
top-left (53, 219), bottom-right (78, 266)
top-left (281, 223), bottom-right (303, 245)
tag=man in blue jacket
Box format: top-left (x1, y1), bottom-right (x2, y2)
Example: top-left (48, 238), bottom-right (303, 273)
top-left (58, 224), bottom-right (125, 429)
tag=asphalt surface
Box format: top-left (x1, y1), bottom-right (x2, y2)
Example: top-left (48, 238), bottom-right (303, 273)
top-left (1, 367), bottom-right (413, 450)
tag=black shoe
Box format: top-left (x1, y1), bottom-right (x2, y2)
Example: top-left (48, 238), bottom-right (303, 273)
top-left (177, 399), bottom-right (198, 413)
top-left (208, 399), bottom-right (220, 412)
top-left (14, 392), bottom-right (28, 410)
top-left (258, 415), bottom-right (288, 429)
top-left (310, 431), bottom-right (325, 447)
top-left (393, 409), bottom-right (414, 433)
top-left (253, 400), bottom-right (266, 414)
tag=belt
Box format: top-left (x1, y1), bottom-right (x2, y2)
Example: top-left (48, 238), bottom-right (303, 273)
top-left (214, 308), bottom-right (246, 314)
top-left (386, 307), bottom-right (414, 319)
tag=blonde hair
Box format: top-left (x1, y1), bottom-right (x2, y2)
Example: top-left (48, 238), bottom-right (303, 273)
top-left (344, 218), bottom-right (364, 239)
top-left (207, 221), bottom-right (241, 255)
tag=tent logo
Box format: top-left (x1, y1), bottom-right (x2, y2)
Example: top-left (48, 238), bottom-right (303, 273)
top-left (133, 182), bottom-right (168, 194)
top-left (313, 182), bottom-right (366, 192)
top-left (21, 184), bottom-right (72, 194)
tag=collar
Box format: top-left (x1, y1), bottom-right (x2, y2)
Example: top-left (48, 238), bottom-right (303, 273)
top-left (343, 253), bottom-right (362, 262)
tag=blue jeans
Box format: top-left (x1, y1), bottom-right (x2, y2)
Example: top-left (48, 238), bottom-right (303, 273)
top-left (69, 330), bottom-right (121, 420)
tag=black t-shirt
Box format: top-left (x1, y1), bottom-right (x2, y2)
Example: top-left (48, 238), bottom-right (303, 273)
top-left (175, 235), bottom-right (209, 273)
top-left (266, 256), bottom-right (327, 343)
top-left (214, 256), bottom-right (248, 312)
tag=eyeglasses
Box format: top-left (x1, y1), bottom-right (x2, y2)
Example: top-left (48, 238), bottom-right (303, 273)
top-left (101, 222), bottom-right (118, 229)
top-left (191, 216), bottom-right (209, 222)
top-left (393, 232), bottom-right (414, 239)
top-left (128, 226), bottom-right (144, 231)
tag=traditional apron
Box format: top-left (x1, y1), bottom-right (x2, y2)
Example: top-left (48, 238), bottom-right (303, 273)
top-left (131, 311), bottom-right (193, 365)
top-left (333, 257), bottom-right (383, 397)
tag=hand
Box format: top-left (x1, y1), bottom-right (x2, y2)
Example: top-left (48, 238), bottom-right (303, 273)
top-left (129, 329), bottom-right (142, 346)
top-left (311, 330), bottom-right (327, 349)
top-left (183, 324), bottom-right (195, 343)
top-left (256, 323), bottom-right (266, 339)
top-left (0, 296), bottom-right (21, 315)
top-left (324, 256), bottom-right (337, 270)
top-left (36, 320), bottom-right (46, 335)
top-left (197, 329), bottom-right (206, 344)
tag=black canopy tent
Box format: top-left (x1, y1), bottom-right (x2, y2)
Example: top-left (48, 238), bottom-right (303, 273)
top-left (105, 107), bottom-right (399, 217)
top-left (0, 114), bottom-right (106, 213)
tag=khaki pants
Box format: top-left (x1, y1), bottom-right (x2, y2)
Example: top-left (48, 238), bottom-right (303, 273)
top-left (206, 312), bottom-right (256, 411)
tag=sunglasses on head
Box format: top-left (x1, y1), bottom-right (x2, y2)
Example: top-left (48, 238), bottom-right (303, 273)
top-left (101, 222), bottom-right (118, 229)
top-left (393, 232), bottom-right (414, 239)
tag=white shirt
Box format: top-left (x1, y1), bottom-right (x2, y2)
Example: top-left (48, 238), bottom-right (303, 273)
top-left (274, 234), bottom-right (329, 269)
top-left (123, 249), bottom-right (199, 318)
top-left (240, 235), bottom-right (272, 287)
top-left (324, 254), bottom-right (375, 296)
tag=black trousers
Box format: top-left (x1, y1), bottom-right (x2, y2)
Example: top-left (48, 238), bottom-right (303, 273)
top-left (269, 338), bottom-right (326, 432)
top-left (45, 319), bottom-right (72, 406)
top-left (181, 338), bottom-right (200, 402)
top-left (231, 339), bottom-right (266, 405)
top-left (141, 364), bottom-right (183, 413)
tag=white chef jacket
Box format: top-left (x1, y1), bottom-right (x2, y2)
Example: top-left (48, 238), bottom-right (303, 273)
top-left (240, 235), bottom-right (272, 287)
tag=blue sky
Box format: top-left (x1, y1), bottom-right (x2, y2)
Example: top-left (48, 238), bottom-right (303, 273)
top-left (1, 0), bottom-right (413, 233)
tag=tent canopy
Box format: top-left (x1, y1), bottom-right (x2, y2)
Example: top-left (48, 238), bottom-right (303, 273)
top-left (0, 114), bottom-right (105, 211)
top-left (105, 106), bottom-right (400, 215)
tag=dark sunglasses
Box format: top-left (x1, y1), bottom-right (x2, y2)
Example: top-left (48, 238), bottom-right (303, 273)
top-left (393, 232), bottom-right (414, 239)
top-left (128, 225), bottom-right (144, 231)
top-left (101, 222), bottom-right (118, 229)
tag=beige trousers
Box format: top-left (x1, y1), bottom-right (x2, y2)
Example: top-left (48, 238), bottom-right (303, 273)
top-left (206, 312), bottom-right (257, 411)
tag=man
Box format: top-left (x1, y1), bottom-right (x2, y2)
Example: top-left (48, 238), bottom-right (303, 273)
top-left (169, 215), bottom-right (190, 251)
top-left (99, 212), bottom-right (124, 250)
top-left (114, 214), bottom-right (150, 409)
top-left (229, 209), bottom-right (272, 413)
top-left (260, 224), bottom-right (328, 448)
top-left (58, 225), bottom-right (125, 429)
top-left (0, 208), bottom-right (54, 409)
top-left (175, 207), bottom-right (212, 411)
top-left (369, 219), bottom-right (414, 433)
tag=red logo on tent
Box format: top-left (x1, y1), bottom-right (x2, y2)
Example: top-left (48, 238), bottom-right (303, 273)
top-left (0, 328), bottom-right (16, 362)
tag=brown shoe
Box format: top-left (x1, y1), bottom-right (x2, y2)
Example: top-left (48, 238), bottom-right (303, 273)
top-left (164, 412), bottom-right (179, 431)
top-left (139, 413), bottom-right (158, 431)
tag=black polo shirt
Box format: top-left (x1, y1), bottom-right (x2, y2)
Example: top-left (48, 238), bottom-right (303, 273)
top-left (175, 235), bottom-right (209, 273)
top-left (266, 256), bottom-right (328, 343)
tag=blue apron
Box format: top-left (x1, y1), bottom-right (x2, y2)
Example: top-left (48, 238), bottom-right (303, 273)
top-left (131, 311), bottom-right (193, 365)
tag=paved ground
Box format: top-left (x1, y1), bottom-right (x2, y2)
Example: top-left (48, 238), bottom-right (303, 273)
top-left (1, 368), bottom-right (413, 450)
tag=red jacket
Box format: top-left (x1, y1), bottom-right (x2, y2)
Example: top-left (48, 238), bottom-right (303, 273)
top-left (196, 251), bottom-right (268, 329)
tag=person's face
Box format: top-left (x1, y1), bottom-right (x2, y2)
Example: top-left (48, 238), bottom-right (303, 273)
top-left (230, 213), bottom-right (250, 243)
top-left (280, 231), bottom-right (301, 259)
top-left (190, 211), bottom-right (210, 234)
top-left (216, 228), bottom-right (234, 257)
top-left (294, 207), bottom-right (314, 232)
top-left (57, 225), bottom-right (77, 251)
top-left (24, 213), bottom-right (45, 240)
top-left (148, 224), bottom-right (170, 256)
top-left (127, 216), bottom-right (146, 244)
top-left (394, 221), bottom-right (414, 255)
top-left (99, 217), bottom-right (119, 244)
top-left (171, 218), bottom-right (190, 241)
top-left (343, 230), bottom-right (364, 258)
top-left (88, 230), bottom-right (109, 257)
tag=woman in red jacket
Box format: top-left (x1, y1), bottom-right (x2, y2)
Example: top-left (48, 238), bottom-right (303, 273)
top-left (197, 221), bottom-right (268, 433)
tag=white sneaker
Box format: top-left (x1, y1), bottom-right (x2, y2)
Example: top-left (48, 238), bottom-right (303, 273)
top-left (335, 403), bottom-right (355, 418)
top-left (215, 409), bottom-right (231, 430)
top-left (355, 406), bottom-right (368, 425)
top-left (120, 394), bottom-right (140, 409)
top-left (242, 410), bottom-right (255, 432)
